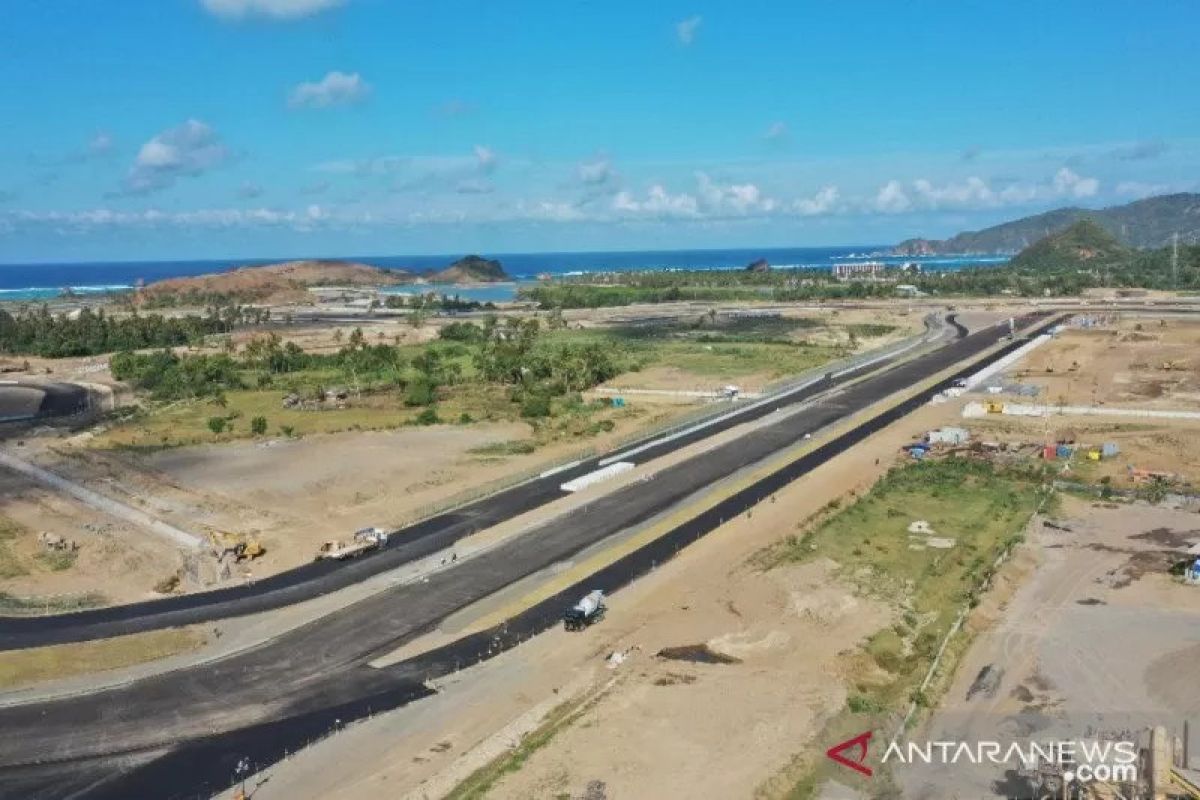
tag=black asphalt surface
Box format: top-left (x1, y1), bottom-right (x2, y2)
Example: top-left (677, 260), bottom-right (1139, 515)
top-left (0, 381), bottom-right (89, 422)
top-left (0, 315), bottom-right (951, 650)
top-left (0, 314), bottom-right (1058, 799)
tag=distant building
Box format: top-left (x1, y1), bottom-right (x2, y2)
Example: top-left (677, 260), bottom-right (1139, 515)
top-left (895, 284), bottom-right (925, 297)
top-left (832, 261), bottom-right (888, 281)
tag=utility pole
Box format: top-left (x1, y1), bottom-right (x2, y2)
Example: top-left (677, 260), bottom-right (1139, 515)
top-left (1172, 232), bottom-right (1179, 290)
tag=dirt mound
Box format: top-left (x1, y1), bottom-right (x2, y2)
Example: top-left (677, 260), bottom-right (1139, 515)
top-left (140, 259), bottom-right (414, 303)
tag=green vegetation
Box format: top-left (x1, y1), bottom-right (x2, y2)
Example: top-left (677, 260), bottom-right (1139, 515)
top-left (894, 192), bottom-right (1200, 254)
top-left (0, 627), bottom-right (206, 689)
top-left (97, 313), bottom-right (853, 448)
top-left (1007, 219), bottom-right (1130, 271)
top-left (0, 591), bottom-right (106, 615)
top-left (522, 283), bottom-right (769, 308)
top-left (444, 694), bottom-right (599, 800)
top-left (382, 292), bottom-right (496, 312)
top-left (0, 305), bottom-right (263, 358)
top-left (522, 218), bottom-right (1199, 307)
top-left (758, 457), bottom-right (1052, 798)
top-left (0, 517), bottom-right (28, 580)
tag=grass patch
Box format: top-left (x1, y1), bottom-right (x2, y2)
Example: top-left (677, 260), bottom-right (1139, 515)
top-left (33, 549), bottom-right (78, 571)
top-left (0, 591), bottom-right (107, 615)
top-left (0, 626), bottom-right (206, 689)
top-left (0, 516), bottom-right (29, 580)
top-left (468, 439), bottom-right (539, 457)
top-left (444, 694), bottom-right (597, 800)
top-left (755, 456), bottom-right (1051, 798)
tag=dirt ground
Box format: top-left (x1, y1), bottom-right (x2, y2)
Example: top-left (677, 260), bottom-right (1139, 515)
top-left (1009, 315), bottom-right (1200, 408)
top-left (8, 412), bottom-right (691, 590)
top-left (958, 313), bottom-right (1200, 490)
top-left (239, 395), bottom-right (978, 800)
top-left (903, 496), bottom-right (1200, 799)
top-left (961, 416), bottom-right (1200, 490)
top-left (0, 459), bottom-right (183, 605)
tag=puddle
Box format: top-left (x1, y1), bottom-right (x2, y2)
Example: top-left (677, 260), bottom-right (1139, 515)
top-left (655, 644), bottom-right (741, 665)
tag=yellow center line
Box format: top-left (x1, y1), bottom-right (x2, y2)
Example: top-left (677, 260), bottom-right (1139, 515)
top-left (453, 323), bottom-right (1035, 636)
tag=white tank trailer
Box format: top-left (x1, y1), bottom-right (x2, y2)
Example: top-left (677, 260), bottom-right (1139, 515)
top-left (563, 589), bottom-right (606, 631)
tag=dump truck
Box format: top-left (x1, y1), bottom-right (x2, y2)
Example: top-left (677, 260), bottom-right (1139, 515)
top-left (315, 527), bottom-right (389, 561)
top-left (563, 589), bottom-right (606, 631)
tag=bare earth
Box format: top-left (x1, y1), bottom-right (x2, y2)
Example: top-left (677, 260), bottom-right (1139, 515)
top-left (903, 496), bottom-right (1200, 798)
top-left (242, 398), bottom-right (971, 800)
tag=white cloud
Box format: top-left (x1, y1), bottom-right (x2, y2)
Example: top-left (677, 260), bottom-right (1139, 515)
top-left (763, 121), bottom-right (788, 142)
top-left (1052, 167), bottom-right (1099, 198)
top-left (696, 172), bottom-right (776, 214)
top-left (124, 119), bottom-right (229, 194)
top-left (288, 71), bottom-right (370, 109)
top-left (200, 0), bottom-right (345, 20)
top-left (237, 181), bottom-right (264, 199)
top-left (455, 179), bottom-right (494, 195)
top-left (474, 145), bottom-right (497, 174)
top-left (793, 186), bottom-right (839, 216)
top-left (874, 180), bottom-right (911, 213)
top-left (1110, 139), bottom-right (1168, 161)
top-left (872, 169), bottom-right (1101, 214)
top-left (912, 176), bottom-right (995, 206)
top-left (88, 132), bottom-right (115, 157)
top-left (613, 186), bottom-right (699, 218)
top-left (577, 157), bottom-right (615, 186)
top-left (1115, 180), bottom-right (1170, 199)
top-left (676, 15), bottom-right (702, 45)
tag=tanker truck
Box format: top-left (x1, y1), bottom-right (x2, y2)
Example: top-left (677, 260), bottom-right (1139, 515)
top-left (563, 589), bottom-right (606, 631)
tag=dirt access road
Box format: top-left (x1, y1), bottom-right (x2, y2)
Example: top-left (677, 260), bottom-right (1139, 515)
top-left (902, 497), bottom-right (1200, 799)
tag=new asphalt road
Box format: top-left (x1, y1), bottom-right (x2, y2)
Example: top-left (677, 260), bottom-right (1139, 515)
top-left (0, 314), bottom-right (955, 650)
top-left (0, 314), bottom-right (1055, 799)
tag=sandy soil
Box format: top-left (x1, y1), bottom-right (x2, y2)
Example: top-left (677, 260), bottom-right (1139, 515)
top-left (0, 460), bottom-right (182, 604)
top-left (242, 394), bottom-right (974, 800)
top-left (962, 416), bottom-right (1200, 489)
top-left (1009, 316), bottom-right (1200, 408)
top-left (903, 495), bottom-right (1200, 799)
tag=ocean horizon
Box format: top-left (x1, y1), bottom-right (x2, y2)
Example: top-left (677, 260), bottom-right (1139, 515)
top-left (0, 246), bottom-right (1010, 303)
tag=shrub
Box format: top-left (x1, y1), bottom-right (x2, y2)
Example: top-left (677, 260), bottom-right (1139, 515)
top-left (415, 407), bottom-right (441, 425)
top-left (207, 417), bottom-right (227, 435)
top-left (520, 394), bottom-right (552, 418)
top-left (250, 416), bottom-right (268, 436)
top-left (404, 377), bottom-right (436, 407)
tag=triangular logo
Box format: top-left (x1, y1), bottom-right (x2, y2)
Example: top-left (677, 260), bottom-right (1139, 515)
top-left (826, 730), bottom-right (873, 777)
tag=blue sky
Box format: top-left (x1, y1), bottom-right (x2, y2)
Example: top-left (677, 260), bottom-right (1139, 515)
top-left (1, 0), bottom-right (1197, 262)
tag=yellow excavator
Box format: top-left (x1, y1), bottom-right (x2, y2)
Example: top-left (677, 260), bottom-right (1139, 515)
top-left (208, 530), bottom-right (265, 564)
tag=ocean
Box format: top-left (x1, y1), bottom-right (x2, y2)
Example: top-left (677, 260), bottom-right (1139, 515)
top-left (0, 247), bottom-right (1009, 304)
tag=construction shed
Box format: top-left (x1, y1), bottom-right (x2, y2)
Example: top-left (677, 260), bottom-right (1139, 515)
top-left (927, 426), bottom-right (970, 446)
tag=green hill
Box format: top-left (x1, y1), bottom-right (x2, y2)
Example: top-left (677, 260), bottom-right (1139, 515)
top-left (1008, 220), bottom-right (1132, 271)
top-left (893, 192), bottom-right (1200, 254)
top-left (424, 255), bottom-right (509, 283)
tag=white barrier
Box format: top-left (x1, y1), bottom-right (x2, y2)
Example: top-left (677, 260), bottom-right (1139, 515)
top-left (560, 462), bottom-right (636, 493)
top-left (961, 334), bottom-right (1052, 390)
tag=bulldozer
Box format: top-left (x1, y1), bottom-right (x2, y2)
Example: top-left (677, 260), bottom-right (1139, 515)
top-left (1161, 360), bottom-right (1189, 371)
top-left (208, 530), bottom-right (265, 564)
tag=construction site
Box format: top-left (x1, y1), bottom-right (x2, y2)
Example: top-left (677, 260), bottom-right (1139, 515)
top-left (0, 303), bottom-right (1198, 800)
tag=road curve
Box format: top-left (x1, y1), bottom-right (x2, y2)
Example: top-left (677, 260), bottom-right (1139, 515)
top-left (0, 315), bottom-right (958, 649)
top-left (0, 314), bottom-right (1056, 800)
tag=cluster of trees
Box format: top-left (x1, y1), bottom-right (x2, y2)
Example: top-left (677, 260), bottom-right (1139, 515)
top-left (383, 292), bottom-right (497, 312)
top-left (110, 350), bottom-right (244, 400)
top-left (129, 289), bottom-right (273, 310)
top-left (521, 284), bottom-right (768, 308)
top-left (0, 306), bottom-right (249, 358)
top-left (110, 315), bottom-right (621, 424)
